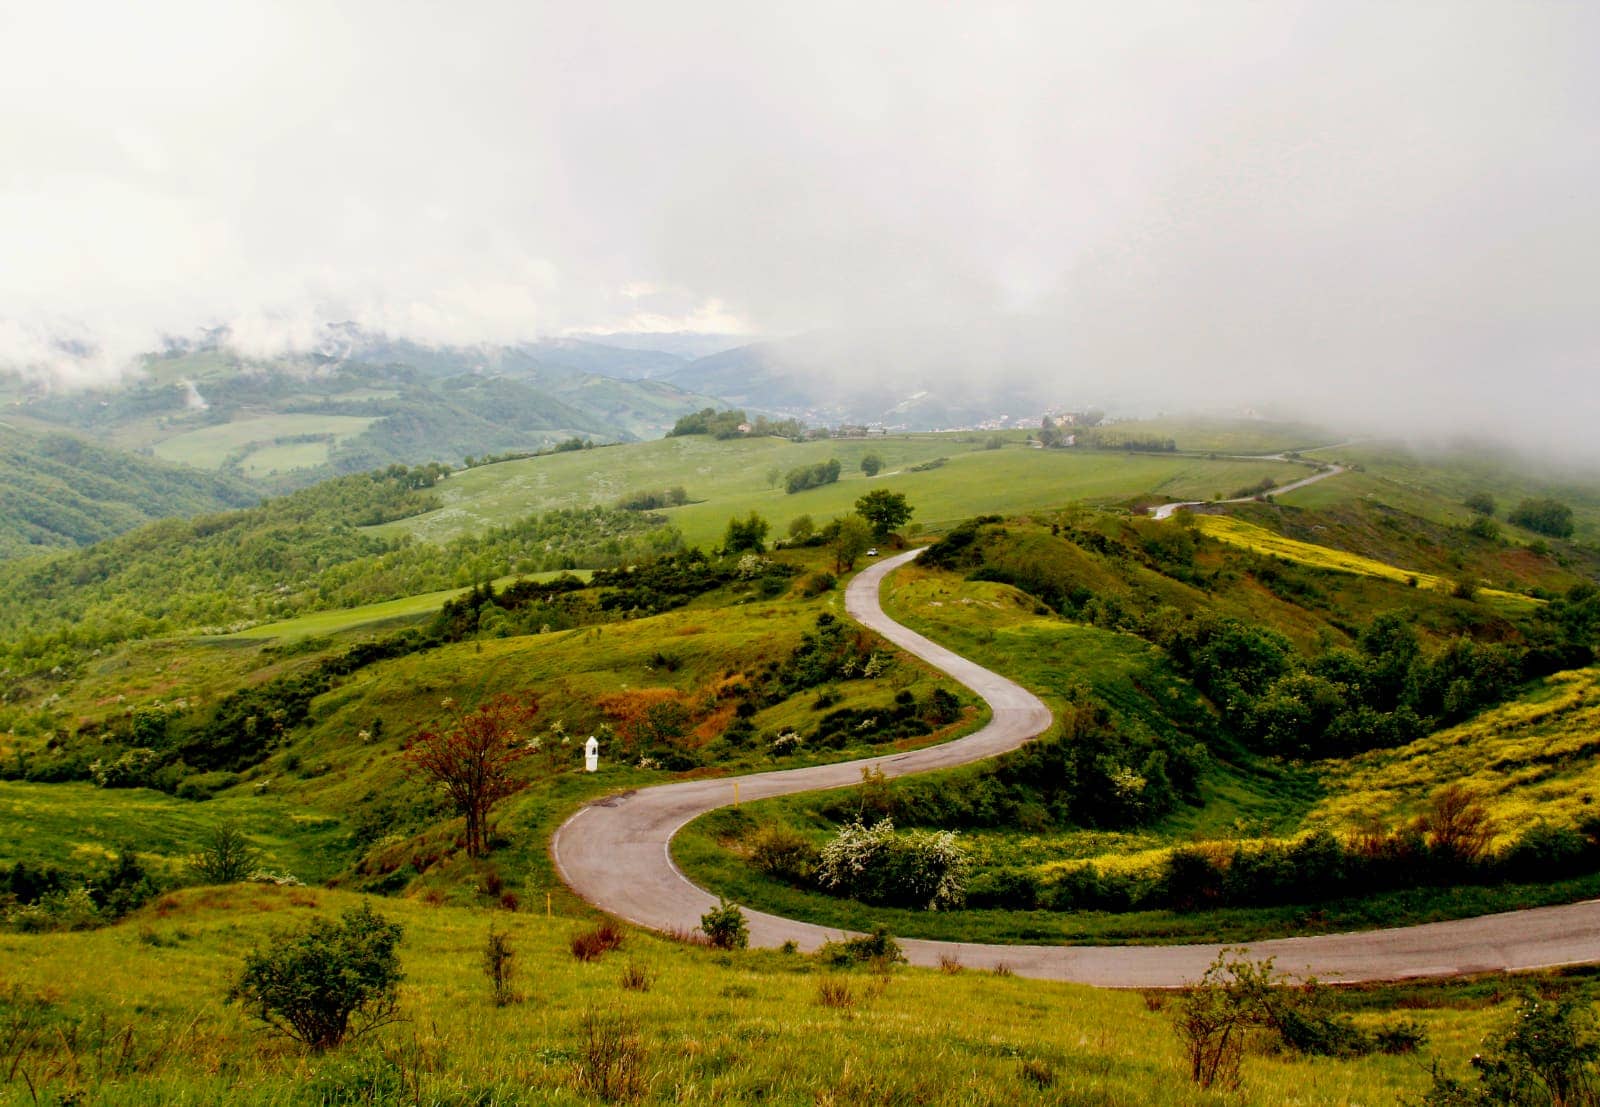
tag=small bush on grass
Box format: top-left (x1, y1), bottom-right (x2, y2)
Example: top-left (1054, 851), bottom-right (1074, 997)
top-left (229, 903), bottom-right (404, 1052)
top-left (1176, 950), bottom-right (1431, 1090)
top-left (699, 898), bottom-right (749, 950)
top-left (799, 572), bottom-right (836, 598)
top-left (619, 961), bottom-right (651, 992)
top-left (483, 924), bottom-right (518, 1006)
top-left (814, 924), bottom-right (906, 969)
top-left (1175, 951), bottom-right (1278, 1090)
top-left (1374, 1020), bottom-right (1428, 1055)
top-left (816, 977), bottom-right (854, 1010)
top-left (571, 921), bottom-right (626, 962)
top-left (1019, 1058), bottom-right (1056, 1089)
top-left (578, 1010), bottom-right (649, 1103)
top-left (748, 824), bottom-right (819, 885)
top-left (1423, 993), bottom-right (1598, 1105)
top-left (815, 818), bottom-right (969, 910)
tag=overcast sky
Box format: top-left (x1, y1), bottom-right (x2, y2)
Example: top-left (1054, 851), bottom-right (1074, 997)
top-left (1, 2), bottom-right (1595, 447)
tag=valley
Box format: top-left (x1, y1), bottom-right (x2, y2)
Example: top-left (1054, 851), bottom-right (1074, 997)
top-left (1, 416), bottom-right (1598, 1104)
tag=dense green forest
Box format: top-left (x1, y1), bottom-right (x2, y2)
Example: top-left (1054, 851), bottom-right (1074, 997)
top-left (0, 425), bottom-right (256, 557)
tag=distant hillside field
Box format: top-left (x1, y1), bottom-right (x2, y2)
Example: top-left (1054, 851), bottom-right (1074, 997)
top-left (374, 434), bottom-right (1309, 550)
top-left (7, 341), bottom-right (724, 492)
top-left (1275, 441), bottom-right (1600, 543)
top-left (151, 413), bottom-right (377, 473)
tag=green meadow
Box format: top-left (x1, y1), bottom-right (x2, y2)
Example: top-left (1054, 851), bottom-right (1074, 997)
top-left (152, 414), bottom-right (377, 471)
top-left (228, 571), bottom-right (594, 642)
top-left (0, 882), bottom-right (1519, 1106)
top-left (373, 434), bottom-right (1306, 550)
top-left (3, 420), bottom-right (1600, 1102)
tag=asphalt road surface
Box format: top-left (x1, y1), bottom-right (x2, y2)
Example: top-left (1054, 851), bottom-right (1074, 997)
top-left (1149, 459), bottom-right (1348, 520)
top-left (552, 548), bottom-right (1600, 986)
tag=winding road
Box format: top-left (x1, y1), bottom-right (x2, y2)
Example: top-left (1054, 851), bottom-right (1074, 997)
top-left (552, 548), bottom-right (1600, 987)
top-left (1149, 456), bottom-right (1348, 520)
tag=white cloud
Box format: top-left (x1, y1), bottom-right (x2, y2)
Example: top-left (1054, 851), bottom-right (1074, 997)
top-left (0, 0), bottom-right (1593, 459)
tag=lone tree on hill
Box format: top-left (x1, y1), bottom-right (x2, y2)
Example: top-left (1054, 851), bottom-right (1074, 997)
top-left (826, 515), bottom-right (873, 572)
top-left (860, 453), bottom-right (883, 477)
top-left (405, 694), bottom-right (539, 859)
top-left (1463, 491), bottom-right (1496, 517)
top-left (723, 511), bottom-right (770, 554)
top-left (1509, 497), bottom-right (1575, 539)
top-left (855, 489), bottom-right (914, 541)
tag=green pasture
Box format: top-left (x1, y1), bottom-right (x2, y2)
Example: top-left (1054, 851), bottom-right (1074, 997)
top-left (1087, 415), bottom-right (1350, 455)
top-left (227, 570), bottom-right (593, 641)
top-left (1284, 442), bottom-right (1600, 542)
top-left (0, 882), bottom-right (1502, 1105)
top-left (373, 434), bottom-right (1306, 550)
top-left (0, 780), bottom-right (345, 883)
top-left (151, 414), bottom-right (376, 470)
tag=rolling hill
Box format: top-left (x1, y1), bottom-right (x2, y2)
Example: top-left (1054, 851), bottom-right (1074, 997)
top-left (5, 335), bottom-right (726, 492)
top-left (0, 423), bottom-right (257, 558)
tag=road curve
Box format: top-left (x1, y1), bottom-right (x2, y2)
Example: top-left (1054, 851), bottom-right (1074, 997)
top-left (1150, 460), bottom-right (1348, 520)
top-left (552, 548), bottom-right (1600, 987)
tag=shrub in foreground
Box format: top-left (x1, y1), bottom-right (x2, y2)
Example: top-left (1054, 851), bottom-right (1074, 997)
top-left (484, 924), bottom-right (518, 1006)
top-left (1424, 993), bottom-right (1599, 1105)
top-left (570, 921), bottom-right (626, 962)
top-left (814, 924), bottom-right (906, 969)
top-left (699, 897), bottom-right (749, 950)
top-left (1175, 950), bottom-right (1430, 1091)
top-left (229, 903), bottom-right (404, 1051)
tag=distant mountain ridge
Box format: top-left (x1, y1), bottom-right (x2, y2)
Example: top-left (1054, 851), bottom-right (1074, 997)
top-left (661, 330), bottom-right (1065, 429)
top-left (4, 330), bottom-right (729, 490)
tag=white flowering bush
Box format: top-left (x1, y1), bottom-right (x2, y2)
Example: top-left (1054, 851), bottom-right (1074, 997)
top-left (248, 869), bottom-right (305, 887)
top-left (89, 748), bottom-right (157, 789)
top-left (815, 818), bottom-right (969, 910)
top-left (5, 887), bottom-right (100, 932)
top-left (769, 730), bottom-right (804, 756)
top-left (736, 553), bottom-right (771, 579)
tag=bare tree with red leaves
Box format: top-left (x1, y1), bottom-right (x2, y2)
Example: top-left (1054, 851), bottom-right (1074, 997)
top-left (404, 694), bottom-right (540, 859)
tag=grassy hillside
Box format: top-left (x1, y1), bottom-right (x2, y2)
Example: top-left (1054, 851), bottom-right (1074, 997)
top-left (0, 882), bottom-right (1515, 1105)
top-left (151, 413), bottom-right (378, 473)
top-left (0, 545), bottom-right (979, 902)
top-left (0, 424), bottom-right (257, 558)
top-left (1190, 514), bottom-right (1539, 612)
top-left (676, 508), bottom-right (1600, 943)
top-left (375, 434), bottom-right (1308, 550)
top-left (1216, 497), bottom-right (1600, 596)
top-left (1279, 440), bottom-right (1600, 543)
top-left (0, 467), bottom-right (679, 669)
top-left (11, 345), bottom-right (724, 491)
top-left (1306, 666), bottom-right (1600, 840)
